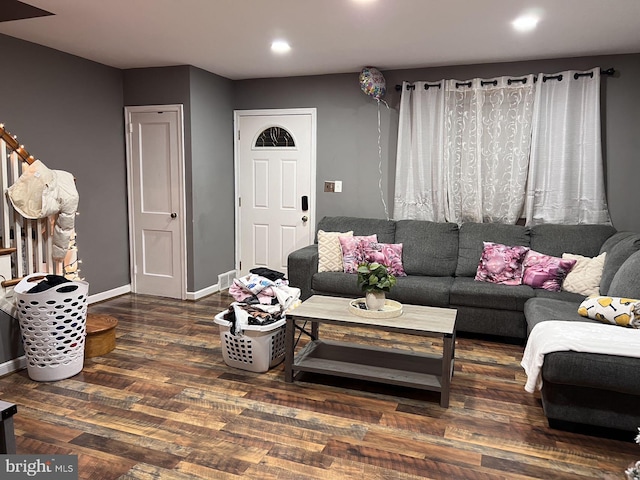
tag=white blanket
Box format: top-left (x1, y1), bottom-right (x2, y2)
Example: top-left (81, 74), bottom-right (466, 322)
top-left (521, 320), bottom-right (640, 393)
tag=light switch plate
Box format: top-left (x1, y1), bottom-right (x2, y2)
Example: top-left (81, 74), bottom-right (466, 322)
top-left (334, 181), bottom-right (342, 192)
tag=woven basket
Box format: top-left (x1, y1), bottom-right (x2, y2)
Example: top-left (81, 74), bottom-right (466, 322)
top-left (14, 273), bottom-right (89, 381)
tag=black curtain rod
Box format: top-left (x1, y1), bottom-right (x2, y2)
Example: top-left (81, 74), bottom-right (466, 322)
top-left (394, 67), bottom-right (616, 91)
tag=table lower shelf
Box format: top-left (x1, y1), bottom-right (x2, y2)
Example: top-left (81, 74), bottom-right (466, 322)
top-left (291, 339), bottom-right (449, 393)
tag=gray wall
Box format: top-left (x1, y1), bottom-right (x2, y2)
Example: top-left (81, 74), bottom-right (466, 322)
top-left (0, 34), bottom-right (129, 294)
top-left (235, 53), bottom-right (640, 233)
top-left (0, 33), bottom-right (128, 364)
top-left (188, 67), bottom-right (235, 290)
top-left (123, 66), bottom-right (235, 292)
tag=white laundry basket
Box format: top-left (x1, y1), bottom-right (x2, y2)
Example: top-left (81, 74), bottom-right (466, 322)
top-left (14, 273), bottom-right (89, 381)
top-left (214, 310), bottom-right (286, 373)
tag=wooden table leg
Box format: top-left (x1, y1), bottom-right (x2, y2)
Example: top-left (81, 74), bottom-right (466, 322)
top-left (440, 332), bottom-right (455, 408)
top-left (284, 316), bottom-right (295, 382)
top-left (0, 400), bottom-right (17, 454)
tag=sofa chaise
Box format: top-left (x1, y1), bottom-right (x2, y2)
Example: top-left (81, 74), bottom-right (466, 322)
top-left (287, 216), bottom-right (640, 433)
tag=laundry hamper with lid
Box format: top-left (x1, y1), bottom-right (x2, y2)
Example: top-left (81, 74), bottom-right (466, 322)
top-left (214, 310), bottom-right (286, 373)
top-left (14, 273), bottom-right (89, 381)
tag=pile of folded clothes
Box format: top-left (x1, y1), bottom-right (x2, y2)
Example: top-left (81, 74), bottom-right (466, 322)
top-left (224, 268), bottom-right (301, 335)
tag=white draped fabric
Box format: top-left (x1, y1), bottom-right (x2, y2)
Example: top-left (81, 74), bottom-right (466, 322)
top-left (394, 68), bottom-right (610, 225)
top-left (525, 68), bottom-right (611, 225)
top-left (444, 76), bottom-right (535, 224)
top-left (394, 81), bottom-right (446, 221)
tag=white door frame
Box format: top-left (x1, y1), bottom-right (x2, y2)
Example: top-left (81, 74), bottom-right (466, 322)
top-left (233, 108), bottom-right (317, 274)
top-left (124, 104), bottom-right (187, 299)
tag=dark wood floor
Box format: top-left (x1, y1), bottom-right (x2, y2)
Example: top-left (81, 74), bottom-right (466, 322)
top-left (0, 292), bottom-right (637, 479)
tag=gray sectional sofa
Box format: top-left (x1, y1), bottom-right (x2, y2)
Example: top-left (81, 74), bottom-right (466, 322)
top-left (287, 216), bottom-right (640, 433)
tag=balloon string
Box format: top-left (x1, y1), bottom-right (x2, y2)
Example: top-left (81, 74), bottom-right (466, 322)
top-left (377, 98), bottom-right (390, 220)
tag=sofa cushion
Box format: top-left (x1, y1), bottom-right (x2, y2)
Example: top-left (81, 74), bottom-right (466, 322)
top-left (311, 272), bottom-right (361, 297)
top-left (523, 297), bottom-right (593, 335)
top-left (600, 233), bottom-right (640, 295)
top-left (599, 231), bottom-right (637, 255)
top-left (543, 351), bottom-right (640, 396)
top-left (388, 276), bottom-right (453, 307)
top-left (532, 288), bottom-right (585, 303)
top-left (475, 242), bottom-right (529, 286)
top-left (450, 277), bottom-right (534, 311)
top-left (394, 220), bottom-right (459, 276)
top-left (561, 252), bottom-right (607, 296)
top-left (454, 306), bottom-right (527, 339)
top-left (607, 250), bottom-right (640, 299)
top-left (316, 216), bottom-right (396, 244)
top-left (529, 224), bottom-right (616, 258)
top-left (456, 223), bottom-right (530, 277)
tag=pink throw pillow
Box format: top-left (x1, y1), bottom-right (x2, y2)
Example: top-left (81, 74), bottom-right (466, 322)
top-left (522, 250), bottom-right (577, 291)
top-left (475, 242), bottom-right (529, 285)
top-left (339, 235), bottom-right (377, 273)
top-left (362, 242), bottom-right (407, 277)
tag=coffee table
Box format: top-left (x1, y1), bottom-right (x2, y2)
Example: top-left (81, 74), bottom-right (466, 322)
top-left (284, 295), bottom-right (457, 407)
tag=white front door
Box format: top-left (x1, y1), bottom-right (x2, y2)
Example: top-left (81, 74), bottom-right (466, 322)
top-left (125, 105), bottom-right (186, 299)
top-left (235, 109), bottom-right (316, 277)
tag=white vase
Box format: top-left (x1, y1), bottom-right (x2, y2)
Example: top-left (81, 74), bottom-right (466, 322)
top-left (365, 291), bottom-right (386, 311)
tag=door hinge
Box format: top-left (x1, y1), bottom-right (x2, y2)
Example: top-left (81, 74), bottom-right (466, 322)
top-left (237, 130), bottom-right (240, 140)
top-left (239, 260), bottom-right (242, 270)
top-left (238, 197), bottom-right (241, 207)
top-left (128, 123), bottom-right (133, 133)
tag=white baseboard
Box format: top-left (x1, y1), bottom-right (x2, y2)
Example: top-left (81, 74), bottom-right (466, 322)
top-left (0, 356), bottom-right (26, 376)
top-left (88, 284), bottom-right (131, 304)
top-left (186, 283), bottom-right (220, 300)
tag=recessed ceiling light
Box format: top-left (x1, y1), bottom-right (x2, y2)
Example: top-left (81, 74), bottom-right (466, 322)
top-left (512, 14), bottom-right (539, 32)
top-left (271, 40), bottom-right (291, 54)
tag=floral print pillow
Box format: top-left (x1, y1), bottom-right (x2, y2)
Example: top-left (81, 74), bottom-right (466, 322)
top-left (475, 242), bottom-right (529, 285)
top-left (362, 242), bottom-right (407, 277)
top-left (339, 235), bottom-right (377, 273)
top-left (522, 250), bottom-right (577, 291)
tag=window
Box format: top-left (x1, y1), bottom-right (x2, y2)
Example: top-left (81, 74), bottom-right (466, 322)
top-left (255, 126), bottom-right (295, 148)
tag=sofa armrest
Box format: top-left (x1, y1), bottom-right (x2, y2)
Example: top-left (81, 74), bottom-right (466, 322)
top-left (288, 244), bottom-right (318, 300)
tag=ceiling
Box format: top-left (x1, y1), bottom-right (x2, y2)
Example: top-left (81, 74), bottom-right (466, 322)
top-left (1, 0), bottom-right (639, 80)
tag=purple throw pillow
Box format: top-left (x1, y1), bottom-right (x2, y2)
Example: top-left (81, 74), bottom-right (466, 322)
top-left (362, 242), bottom-right (407, 277)
top-left (522, 250), bottom-right (577, 291)
top-left (475, 242), bottom-right (529, 285)
top-left (339, 235), bottom-right (377, 273)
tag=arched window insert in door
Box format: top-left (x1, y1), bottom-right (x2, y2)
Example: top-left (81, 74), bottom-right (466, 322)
top-left (254, 126), bottom-right (296, 148)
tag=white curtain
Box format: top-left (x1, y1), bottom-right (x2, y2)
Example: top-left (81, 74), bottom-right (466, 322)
top-left (394, 75), bottom-right (535, 224)
top-left (525, 68), bottom-right (611, 225)
top-left (444, 76), bottom-right (535, 223)
top-left (394, 81), bottom-right (446, 221)
top-left (394, 68), bottom-right (610, 225)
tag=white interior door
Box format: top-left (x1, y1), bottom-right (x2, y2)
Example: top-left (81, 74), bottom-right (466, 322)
top-left (125, 105), bottom-right (186, 299)
top-left (235, 109), bottom-right (316, 277)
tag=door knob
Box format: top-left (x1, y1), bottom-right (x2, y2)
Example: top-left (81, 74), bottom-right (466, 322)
top-left (171, 213), bottom-right (177, 218)
top-left (302, 216), bottom-right (308, 222)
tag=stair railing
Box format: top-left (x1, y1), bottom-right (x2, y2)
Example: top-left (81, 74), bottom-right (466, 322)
top-left (0, 124), bottom-right (61, 291)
